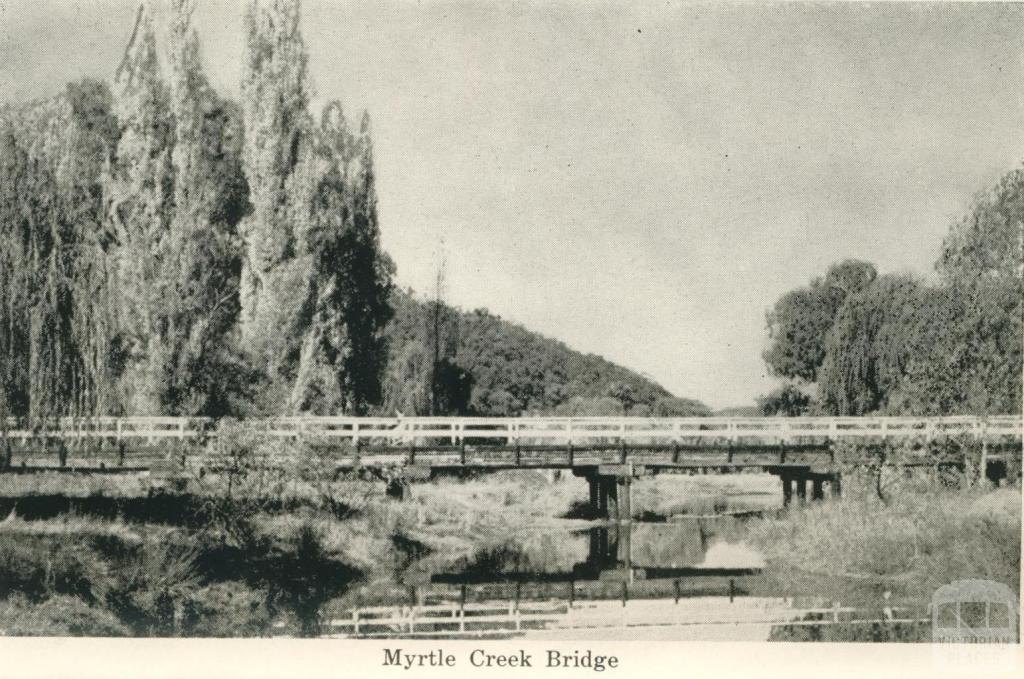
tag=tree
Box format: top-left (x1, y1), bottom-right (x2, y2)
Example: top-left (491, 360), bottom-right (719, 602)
top-left (160, 0), bottom-right (249, 415)
top-left (290, 104), bottom-right (394, 414)
top-left (0, 81), bottom-right (119, 422)
top-left (757, 384), bottom-right (815, 416)
top-left (106, 1), bottom-right (175, 414)
top-left (336, 112), bottom-right (394, 412)
top-left (939, 169), bottom-right (1024, 284)
top-left (239, 0), bottom-right (314, 390)
top-left (817, 275), bottom-right (929, 415)
top-left (763, 260), bottom-right (877, 383)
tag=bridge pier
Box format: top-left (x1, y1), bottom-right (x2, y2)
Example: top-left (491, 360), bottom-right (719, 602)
top-left (578, 465), bottom-right (641, 522)
top-left (778, 469), bottom-right (840, 507)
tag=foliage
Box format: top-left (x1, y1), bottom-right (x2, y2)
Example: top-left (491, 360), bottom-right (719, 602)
top-left (757, 383), bottom-right (815, 416)
top-left (818, 274), bottom-right (929, 415)
top-left (765, 166), bottom-right (1023, 416)
top-left (0, 80), bottom-right (120, 423)
top-left (380, 290), bottom-right (705, 416)
top-left (763, 260), bottom-right (877, 383)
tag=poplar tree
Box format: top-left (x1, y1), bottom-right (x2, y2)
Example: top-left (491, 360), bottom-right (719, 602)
top-left (239, 0), bottom-right (314, 392)
top-left (164, 0), bottom-right (248, 415)
top-left (290, 104), bottom-right (393, 414)
top-left (342, 113), bottom-right (394, 413)
top-left (106, 2), bottom-right (174, 413)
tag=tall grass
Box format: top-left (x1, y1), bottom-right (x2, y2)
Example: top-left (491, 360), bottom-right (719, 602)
top-left (747, 480), bottom-right (1021, 600)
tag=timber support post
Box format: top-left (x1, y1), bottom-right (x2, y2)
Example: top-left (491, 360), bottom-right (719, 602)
top-left (617, 473), bottom-right (632, 523)
top-left (811, 477), bottom-right (825, 501)
top-left (782, 475), bottom-right (794, 507)
top-left (796, 475), bottom-right (807, 504)
top-left (581, 464), bottom-right (644, 522)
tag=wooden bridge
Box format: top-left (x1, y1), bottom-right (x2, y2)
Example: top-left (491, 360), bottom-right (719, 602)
top-left (2, 415), bottom-right (1020, 520)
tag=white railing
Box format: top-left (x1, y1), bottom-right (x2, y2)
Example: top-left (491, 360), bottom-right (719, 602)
top-left (1, 415), bottom-right (1021, 445)
top-left (323, 598), bottom-right (929, 637)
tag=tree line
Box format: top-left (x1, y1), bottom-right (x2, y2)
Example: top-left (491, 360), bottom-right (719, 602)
top-left (0, 0), bottom-right (391, 422)
top-left (761, 170), bottom-right (1023, 416)
top-left (0, 0), bottom-right (695, 423)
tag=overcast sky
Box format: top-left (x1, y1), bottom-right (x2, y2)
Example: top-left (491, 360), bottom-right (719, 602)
top-left (2, 1), bottom-right (1023, 408)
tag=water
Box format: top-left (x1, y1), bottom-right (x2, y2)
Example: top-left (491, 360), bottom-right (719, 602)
top-left (320, 519), bottom-right (931, 641)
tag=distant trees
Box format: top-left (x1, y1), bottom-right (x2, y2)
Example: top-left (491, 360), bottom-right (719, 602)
top-left (757, 384), bottom-right (815, 416)
top-left (762, 168), bottom-right (1024, 416)
top-left (379, 293), bottom-right (708, 417)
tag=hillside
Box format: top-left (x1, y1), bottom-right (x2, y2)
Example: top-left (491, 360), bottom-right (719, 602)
top-left (380, 290), bottom-right (711, 417)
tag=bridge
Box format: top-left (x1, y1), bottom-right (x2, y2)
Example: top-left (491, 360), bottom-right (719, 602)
top-left (2, 415), bottom-right (1021, 520)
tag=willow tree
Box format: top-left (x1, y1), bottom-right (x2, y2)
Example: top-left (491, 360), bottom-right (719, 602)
top-left (0, 82), bottom-right (119, 423)
top-left (763, 259), bottom-right (877, 384)
top-left (817, 275), bottom-right (930, 415)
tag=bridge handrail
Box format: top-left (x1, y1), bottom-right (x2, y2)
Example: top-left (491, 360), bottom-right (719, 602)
top-left (1, 415), bottom-right (1021, 444)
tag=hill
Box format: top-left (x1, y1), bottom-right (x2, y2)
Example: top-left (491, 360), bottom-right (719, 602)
top-left (379, 290), bottom-right (711, 417)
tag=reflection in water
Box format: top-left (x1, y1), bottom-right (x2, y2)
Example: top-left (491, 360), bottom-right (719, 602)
top-left (322, 521), bottom-right (928, 640)
top-left (699, 541), bottom-right (766, 570)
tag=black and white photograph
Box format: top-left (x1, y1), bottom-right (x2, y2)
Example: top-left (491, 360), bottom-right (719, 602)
top-left (0, 0), bottom-right (1021, 661)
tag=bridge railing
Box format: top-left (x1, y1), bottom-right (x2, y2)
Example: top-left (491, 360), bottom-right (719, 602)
top-left (2, 415), bottom-right (1021, 446)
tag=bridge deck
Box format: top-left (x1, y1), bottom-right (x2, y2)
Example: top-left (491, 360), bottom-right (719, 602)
top-left (2, 416), bottom-right (1019, 473)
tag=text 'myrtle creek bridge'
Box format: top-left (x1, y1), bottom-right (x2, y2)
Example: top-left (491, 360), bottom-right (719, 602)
top-left (3, 415), bottom-right (1021, 520)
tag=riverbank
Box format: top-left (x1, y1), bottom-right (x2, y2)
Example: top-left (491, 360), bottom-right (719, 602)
top-left (0, 468), bottom-right (1018, 637)
top-left (746, 477), bottom-right (1021, 604)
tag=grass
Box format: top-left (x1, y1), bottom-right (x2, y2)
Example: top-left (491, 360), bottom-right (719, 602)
top-left (746, 477), bottom-right (1021, 602)
top-left (1, 456), bottom-right (1018, 638)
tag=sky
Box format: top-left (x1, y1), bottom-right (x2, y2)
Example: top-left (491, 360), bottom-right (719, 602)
top-left (2, 1), bottom-right (1023, 409)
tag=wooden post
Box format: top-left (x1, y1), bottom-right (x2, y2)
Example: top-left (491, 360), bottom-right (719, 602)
top-left (619, 521), bottom-right (632, 569)
top-left (979, 420), bottom-right (989, 486)
top-left (618, 474), bottom-right (632, 523)
top-left (605, 477), bottom-right (619, 521)
top-left (796, 476), bottom-right (807, 504)
top-left (831, 474), bottom-right (842, 498)
top-left (812, 478), bottom-right (824, 501)
top-left (1006, 448), bottom-right (1020, 488)
top-left (782, 475), bottom-right (793, 507)
top-left (589, 476), bottom-right (599, 516)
